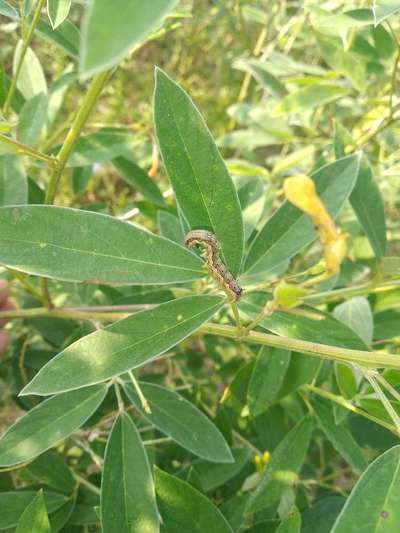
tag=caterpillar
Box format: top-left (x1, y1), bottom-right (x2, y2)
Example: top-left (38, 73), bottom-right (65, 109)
top-left (185, 230), bottom-right (243, 301)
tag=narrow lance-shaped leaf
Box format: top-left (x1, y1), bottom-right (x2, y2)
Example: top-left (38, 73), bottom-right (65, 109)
top-left (0, 384), bottom-right (108, 466)
top-left (331, 445), bottom-right (400, 533)
top-left (0, 155), bottom-right (27, 206)
top-left (155, 468), bottom-right (234, 533)
top-left (0, 0), bottom-right (19, 19)
top-left (334, 128), bottom-right (386, 258)
top-left (112, 156), bottom-right (165, 206)
top-left (276, 506), bottom-right (301, 533)
top-left (0, 491), bottom-right (67, 530)
top-left (154, 68), bottom-right (244, 276)
top-left (21, 295), bottom-right (224, 396)
top-left (81, 0), bottom-right (178, 77)
top-left (244, 154), bottom-right (361, 277)
top-left (247, 415), bottom-right (314, 513)
top-left (47, 0), bottom-right (71, 29)
top-left (158, 211), bottom-right (185, 244)
top-left (0, 206), bottom-right (204, 285)
top-left (349, 157), bottom-right (386, 258)
top-left (247, 346), bottom-right (291, 418)
top-left (16, 490), bottom-right (51, 533)
top-left (188, 448), bottom-right (251, 491)
top-left (312, 398), bottom-right (367, 471)
top-left (124, 382), bottom-right (233, 463)
top-left (333, 296), bottom-right (374, 344)
top-left (17, 92), bottom-right (48, 147)
top-left (373, 1), bottom-right (400, 25)
top-left (101, 413), bottom-right (159, 533)
top-left (13, 43), bottom-right (47, 101)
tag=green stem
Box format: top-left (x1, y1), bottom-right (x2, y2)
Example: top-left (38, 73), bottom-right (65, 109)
top-left (45, 68), bottom-right (112, 204)
top-left (126, 372), bottom-right (152, 414)
top-left (3, 0), bottom-right (46, 116)
top-left (305, 279), bottom-right (400, 304)
top-left (0, 133), bottom-right (57, 165)
top-left (9, 269), bottom-right (46, 304)
top-left (306, 384), bottom-right (400, 436)
top-left (40, 278), bottom-right (54, 310)
top-left (230, 300), bottom-right (243, 335)
top-left (73, 473), bottom-right (101, 496)
top-left (2, 306), bottom-right (400, 370)
top-left (200, 322), bottom-right (400, 370)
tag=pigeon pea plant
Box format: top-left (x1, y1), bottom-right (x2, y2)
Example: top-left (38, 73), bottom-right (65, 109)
top-left (0, 1), bottom-right (400, 532)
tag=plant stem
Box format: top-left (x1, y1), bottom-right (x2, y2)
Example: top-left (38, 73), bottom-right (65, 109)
top-left (0, 133), bottom-right (57, 165)
top-left (305, 384), bottom-right (399, 437)
top-left (114, 381), bottom-right (124, 413)
top-left (45, 68), bottom-right (112, 204)
top-left (73, 473), bottom-right (101, 496)
top-left (200, 322), bottom-right (400, 370)
top-left (40, 278), bottom-right (54, 310)
top-left (230, 300), bottom-right (243, 335)
top-left (3, 0), bottom-right (46, 116)
top-left (305, 279), bottom-right (400, 304)
top-left (127, 371), bottom-right (152, 414)
top-left (9, 269), bottom-right (46, 304)
top-left (2, 306), bottom-right (400, 370)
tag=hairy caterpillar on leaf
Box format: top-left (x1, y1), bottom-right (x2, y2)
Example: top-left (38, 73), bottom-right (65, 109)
top-left (185, 230), bottom-right (243, 301)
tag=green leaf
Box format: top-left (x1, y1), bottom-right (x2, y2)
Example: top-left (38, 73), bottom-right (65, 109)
top-left (189, 448), bottom-right (251, 491)
top-left (0, 156), bottom-right (27, 206)
top-left (112, 156), bottom-right (165, 206)
top-left (26, 451), bottom-right (76, 494)
top-left (21, 295), bottom-right (224, 396)
top-left (333, 297), bottom-right (373, 344)
top-left (158, 211), bottom-right (184, 244)
top-left (312, 398), bottom-right (367, 471)
top-left (64, 129), bottom-right (142, 167)
top-left (47, 0), bottom-right (71, 29)
top-left (247, 415), bottom-right (314, 513)
top-left (334, 131), bottom-right (386, 258)
top-left (236, 176), bottom-right (266, 241)
top-left (317, 36), bottom-right (366, 92)
top-left (373, 1), bottom-right (400, 24)
top-left (275, 84), bottom-right (349, 114)
top-left (49, 500), bottom-right (75, 532)
top-left (244, 155), bottom-right (360, 277)
top-left (72, 166), bottom-right (91, 195)
top-left (372, 25), bottom-right (396, 58)
top-left (0, 205), bottom-right (204, 285)
top-left (0, 385), bottom-right (107, 466)
top-left (241, 293), bottom-right (368, 351)
top-left (124, 382), bottom-right (233, 463)
top-left (335, 362), bottom-right (358, 399)
top-left (247, 347), bottom-right (291, 417)
top-left (155, 468), bottom-right (234, 533)
top-left (0, 491), bottom-right (67, 529)
top-left (276, 506), bottom-right (301, 533)
top-left (17, 92), bottom-right (48, 147)
top-left (374, 308), bottom-right (400, 341)
top-left (13, 43), bottom-right (47, 101)
top-left (101, 413), bottom-right (158, 533)
top-left (16, 490), bottom-right (51, 533)
top-left (37, 19), bottom-right (79, 58)
top-left (69, 504), bottom-right (98, 526)
top-left (301, 496), bottom-right (345, 533)
top-left (0, 0), bottom-right (19, 19)
top-left (154, 68), bottom-right (244, 276)
top-left (80, 0), bottom-right (178, 77)
top-left (349, 157), bottom-right (387, 258)
top-left (331, 445), bottom-right (400, 532)
top-left (234, 58), bottom-right (288, 96)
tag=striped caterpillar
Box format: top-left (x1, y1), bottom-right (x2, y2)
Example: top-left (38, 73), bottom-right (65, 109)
top-left (185, 230), bottom-right (243, 301)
